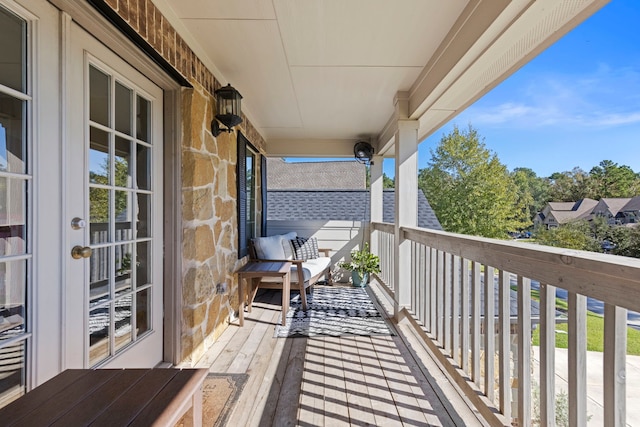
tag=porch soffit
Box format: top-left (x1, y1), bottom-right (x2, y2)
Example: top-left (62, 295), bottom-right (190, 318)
top-left (153, 0), bottom-right (609, 157)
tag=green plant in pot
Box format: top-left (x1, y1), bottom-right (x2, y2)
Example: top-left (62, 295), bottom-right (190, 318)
top-left (339, 243), bottom-right (381, 287)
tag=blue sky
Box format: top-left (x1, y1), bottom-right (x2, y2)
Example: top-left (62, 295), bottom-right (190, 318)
top-left (288, 1), bottom-right (640, 179)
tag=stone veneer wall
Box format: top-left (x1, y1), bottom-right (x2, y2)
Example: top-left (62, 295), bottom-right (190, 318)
top-left (100, 0), bottom-right (266, 364)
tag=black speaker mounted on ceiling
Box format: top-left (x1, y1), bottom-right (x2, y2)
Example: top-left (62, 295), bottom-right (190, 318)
top-left (353, 141), bottom-right (374, 164)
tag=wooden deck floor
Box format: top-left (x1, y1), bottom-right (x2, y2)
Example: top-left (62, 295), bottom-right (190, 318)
top-left (192, 283), bottom-right (487, 426)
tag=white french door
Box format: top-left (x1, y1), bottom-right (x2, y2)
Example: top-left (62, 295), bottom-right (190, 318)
top-left (65, 23), bottom-right (164, 368)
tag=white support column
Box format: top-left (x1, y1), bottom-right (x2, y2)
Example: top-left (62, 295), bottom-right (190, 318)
top-left (393, 92), bottom-right (419, 319)
top-left (370, 155), bottom-right (384, 257)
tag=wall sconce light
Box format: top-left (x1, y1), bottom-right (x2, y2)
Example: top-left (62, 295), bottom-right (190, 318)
top-left (211, 83), bottom-right (243, 137)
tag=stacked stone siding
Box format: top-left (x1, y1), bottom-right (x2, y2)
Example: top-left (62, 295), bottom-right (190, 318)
top-left (99, 0), bottom-right (266, 364)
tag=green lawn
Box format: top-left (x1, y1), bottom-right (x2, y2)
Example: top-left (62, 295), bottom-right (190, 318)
top-left (526, 289), bottom-right (640, 355)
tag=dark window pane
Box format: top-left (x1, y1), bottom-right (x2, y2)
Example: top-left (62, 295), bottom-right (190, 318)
top-left (89, 127), bottom-right (109, 184)
top-left (136, 96), bottom-right (150, 142)
top-left (0, 94), bottom-right (26, 174)
top-left (136, 241), bottom-right (150, 288)
top-left (0, 8), bottom-right (25, 92)
top-left (136, 193), bottom-right (150, 238)
top-left (89, 66), bottom-right (109, 126)
top-left (115, 243), bottom-right (133, 296)
top-left (136, 288), bottom-right (150, 336)
top-left (136, 144), bottom-right (150, 190)
top-left (115, 82), bottom-right (132, 136)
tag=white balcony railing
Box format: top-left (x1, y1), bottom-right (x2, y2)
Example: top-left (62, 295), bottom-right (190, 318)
top-left (371, 221), bottom-right (640, 427)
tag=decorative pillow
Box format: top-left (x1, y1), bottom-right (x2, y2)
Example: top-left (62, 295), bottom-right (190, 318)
top-left (291, 237), bottom-right (319, 261)
top-left (281, 231), bottom-right (297, 260)
top-left (252, 232), bottom-right (297, 260)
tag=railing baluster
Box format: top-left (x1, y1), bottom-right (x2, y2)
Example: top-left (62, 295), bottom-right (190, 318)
top-left (444, 254), bottom-right (452, 354)
top-left (472, 261), bottom-right (481, 386)
top-left (484, 266), bottom-right (495, 400)
top-left (568, 292), bottom-right (586, 427)
top-left (517, 276), bottom-right (531, 426)
top-left (429, 248), bottom-right (438, 336)
top-left (603, 303), bottom-right (626, 427)
top-left (540, 283), bottom-right (556, 427)
top-left (461, 258), bottom-right (470, 374)
top-left (451, 256), bottom-right (460, 366)
top-left (498, 270), bottom-right (511, 421)
top-left (436, 250), bottom-right (444, 344)
top-left (411, 241), bottom-right (418, 315)
top-left (421, 244), bottom-right (429, 328)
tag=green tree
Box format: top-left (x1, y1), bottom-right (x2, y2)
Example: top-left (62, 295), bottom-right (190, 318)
top-left (588, 160), bottom-right (639, 198)
top-left (534, 221), bottom-right (595, 251)
top-left (511, 167), bottom-right (551, 223)
top-left (383, 173), bottom-right (394, 189)
top-left (418, 124), bottom-right (520, 238)
top-left (548, 167), bottom-right (591, 201)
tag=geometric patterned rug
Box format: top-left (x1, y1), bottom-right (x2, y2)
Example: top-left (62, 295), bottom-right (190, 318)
top-left (273, 285), bottom-right (394, 338)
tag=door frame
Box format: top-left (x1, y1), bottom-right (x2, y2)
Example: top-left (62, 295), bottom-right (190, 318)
top-left (55, 1), bottom-right (183, 366)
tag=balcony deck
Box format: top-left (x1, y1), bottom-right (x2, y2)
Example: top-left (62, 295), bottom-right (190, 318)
top-left (192, 283), bottom-right (486, 426)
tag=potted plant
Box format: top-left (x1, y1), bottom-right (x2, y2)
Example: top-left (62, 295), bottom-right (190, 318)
top-left (339, 243), bottom-right (381, 287)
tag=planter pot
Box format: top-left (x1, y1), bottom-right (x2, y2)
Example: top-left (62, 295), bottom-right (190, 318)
top-left (352, 271), bottom-right (369, 287)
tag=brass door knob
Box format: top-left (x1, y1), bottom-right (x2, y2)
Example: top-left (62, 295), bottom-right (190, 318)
top-left (71, 246), bottom-right (92, 259)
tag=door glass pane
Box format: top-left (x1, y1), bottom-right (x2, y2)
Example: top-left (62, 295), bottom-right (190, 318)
top-left (89, 66), bottom-right (109, 126)
top-left (114, 295), bottom-right (132, 351)
top-left (0, 7), bottom-right (25, 92)
top-left (114, 190), bottom-right (131, 242)
top-left (89, 188), bottom-right (109, 244)
top-left (114, 82), bottom-right (132, 136)
top-left (89, 127), bottom-right (109, 184)
top-left (0, 340), bottom-right (25, 407)
top-left (0, 259), bottom-right (26, 340)
top-left (0, 94), bottom-right (26, 174)
top-left (136, 96), bottom-right (150, 142)
top-left (0, 178), bottom-right (25, 257)
top-left (89, 305), bottom-right (110, 366)
top-left (136, 241), bottom-right (150, 288)
top-left (136, 144), bottom-right (150, 190)
top-left (114, 136), bottom-right (131, 188)
top-left (136, 288), bottom-right (150, 336)
top-left (115, 243), bottom-right (132, 296)
top-left (136, 193), bottom-right (150, 238)
top-left (89, 248), bottom-right (110, 306)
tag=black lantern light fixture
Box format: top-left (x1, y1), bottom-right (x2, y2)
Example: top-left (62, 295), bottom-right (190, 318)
top-left (211, 83), bottom-right (243, 137)
top-left (353, 141), bottom-right (374, 164)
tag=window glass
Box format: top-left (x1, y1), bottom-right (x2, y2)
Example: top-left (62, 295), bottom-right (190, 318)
top-left (0, 8), bottom-right (25, 92)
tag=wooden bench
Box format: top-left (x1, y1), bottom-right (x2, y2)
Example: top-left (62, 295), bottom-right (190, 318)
top-left (0, 368), bottom-right (208, 426)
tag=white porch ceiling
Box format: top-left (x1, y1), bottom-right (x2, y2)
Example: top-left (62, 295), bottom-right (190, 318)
top-left (155, 0), bottom-right (609, 156)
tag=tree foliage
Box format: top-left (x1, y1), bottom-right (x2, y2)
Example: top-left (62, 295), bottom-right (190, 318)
top-left (418, 124), bottom-right (521, 238)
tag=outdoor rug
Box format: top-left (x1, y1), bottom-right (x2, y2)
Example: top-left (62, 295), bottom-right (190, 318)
top-left (274, 285), bottom-right (394, 338)
top-left (176, 373), bottom-right (248, 427)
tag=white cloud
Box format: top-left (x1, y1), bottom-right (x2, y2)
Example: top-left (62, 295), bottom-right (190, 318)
top-left (460, 65), bottom-right (640, 130)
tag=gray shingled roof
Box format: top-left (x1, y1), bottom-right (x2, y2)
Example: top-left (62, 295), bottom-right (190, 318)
top-left (267, 158), bottom-right (367, 190)
top-left (267, 189), bottom-right (442, 230)
top-left (622, 196), bottom-right (640, 212)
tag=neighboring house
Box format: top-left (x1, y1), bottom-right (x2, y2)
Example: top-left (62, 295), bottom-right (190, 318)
top-left (617, 196), bottom-right (640, 225)
top-left (534, 198), bottom-right (598, 229)
top-left (267, 158), bottom-right (366, 190)
top-left (591, 198), bottom-right (632, 224)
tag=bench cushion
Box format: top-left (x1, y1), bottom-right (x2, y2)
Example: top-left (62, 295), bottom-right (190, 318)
top-left (291, 257), bottom-right (331, 283)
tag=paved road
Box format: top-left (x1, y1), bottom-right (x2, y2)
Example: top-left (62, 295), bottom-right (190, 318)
top-left (527, 279), bottom-right (640, 329)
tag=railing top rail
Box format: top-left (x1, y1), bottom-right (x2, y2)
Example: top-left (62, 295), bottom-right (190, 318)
top-left (399, 225), bottom-right (640, 313)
